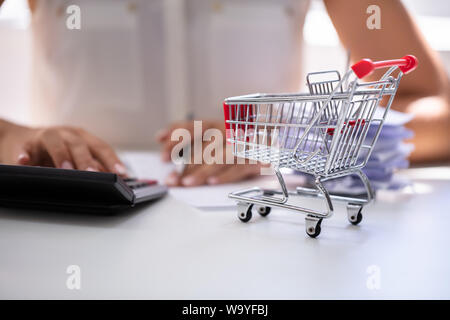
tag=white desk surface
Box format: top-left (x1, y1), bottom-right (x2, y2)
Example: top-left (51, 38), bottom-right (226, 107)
top-left (1, 162), bottom-right (450, 299)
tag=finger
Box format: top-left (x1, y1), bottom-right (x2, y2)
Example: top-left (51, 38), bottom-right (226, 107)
top-left (164, 163), bottom-right (199, 187)
top-left (92, 159), bottom-right (106, 172)
top-left (207, 164), bottom-right (260, 185)
top-left (180, 164), bottom-right (225, 187)
top-left (64, 133), bottom-right (99, 171)
top-left (164, 163), bottom-right (198, 186)
top-left (83, 133), bottom-right (127, 176)
top-left (17, 151), bottom-right (31, 165)
top-left (40, 131), bottom-right (74, 169)
top-left (6, 144), bottom-right (31, 166)
top-left (165, 170), bottom-right (182, 186)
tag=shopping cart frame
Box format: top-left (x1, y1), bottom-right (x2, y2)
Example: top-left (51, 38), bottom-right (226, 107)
top-left (224, 55), bottom-right (418, 237)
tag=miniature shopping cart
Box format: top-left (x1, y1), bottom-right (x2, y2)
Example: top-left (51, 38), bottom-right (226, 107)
top-left (223, 55), bottom-right (418, 238)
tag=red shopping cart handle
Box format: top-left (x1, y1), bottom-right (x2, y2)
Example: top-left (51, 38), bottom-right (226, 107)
top-left (351, 55), bottom-right (418, 79)
top-left (327, 119), bottom-right (366, 136)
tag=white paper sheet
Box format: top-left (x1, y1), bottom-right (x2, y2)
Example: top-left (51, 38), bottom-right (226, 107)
top-left (374, 106), bottom-right (414, 126)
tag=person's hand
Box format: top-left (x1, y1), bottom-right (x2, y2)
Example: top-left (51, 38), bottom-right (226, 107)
top-left (165, 162), bottom-right (263, 187)
top-left (156, 120), bottom-right (262, 186)
top-left (0, 122), bottom-right (127, 175)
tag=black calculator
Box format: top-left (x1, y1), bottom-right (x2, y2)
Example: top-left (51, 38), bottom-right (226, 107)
top-left (0, 164), bottom-right (167, 213)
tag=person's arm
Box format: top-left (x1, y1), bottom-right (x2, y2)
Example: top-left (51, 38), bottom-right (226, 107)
top-left (0, 0), bottom-right (127, 174)
top-left (324, 0), bottom-right (450, 163)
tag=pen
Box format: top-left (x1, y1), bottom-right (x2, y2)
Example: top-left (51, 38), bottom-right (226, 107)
top-left (176, 112), bottom-right (194, 175)
top-left (176, 148), bottom-right (188, 175)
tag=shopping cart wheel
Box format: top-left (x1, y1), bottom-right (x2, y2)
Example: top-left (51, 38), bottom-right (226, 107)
top-left (305, 217), bottom-right (323, 238)
top-left (257, 206), bottom-right (271, 217)
top-left (347, 204), bottom-right (363, 225)
top-left (262, 190), bottom-right (275, 196)
top-left (237, 203), bottom-right (253, 223)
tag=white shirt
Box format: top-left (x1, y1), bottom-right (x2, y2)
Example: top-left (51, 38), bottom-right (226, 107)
top-left (30, 0), bottom-right (309, 149)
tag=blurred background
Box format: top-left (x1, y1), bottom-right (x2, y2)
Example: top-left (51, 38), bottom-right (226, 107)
top-left (1, 0), bottom-right (449, 126)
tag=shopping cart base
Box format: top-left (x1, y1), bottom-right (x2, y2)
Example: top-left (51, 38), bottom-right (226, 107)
top-left (229, 169), bottom-right (373, 238)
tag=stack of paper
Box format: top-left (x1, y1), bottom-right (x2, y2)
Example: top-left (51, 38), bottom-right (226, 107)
top-left (323, 107), bottom-right (414, 194)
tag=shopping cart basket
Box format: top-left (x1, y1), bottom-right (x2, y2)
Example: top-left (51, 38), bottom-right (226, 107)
top-left (223, 55), bottom-right (418, 238)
